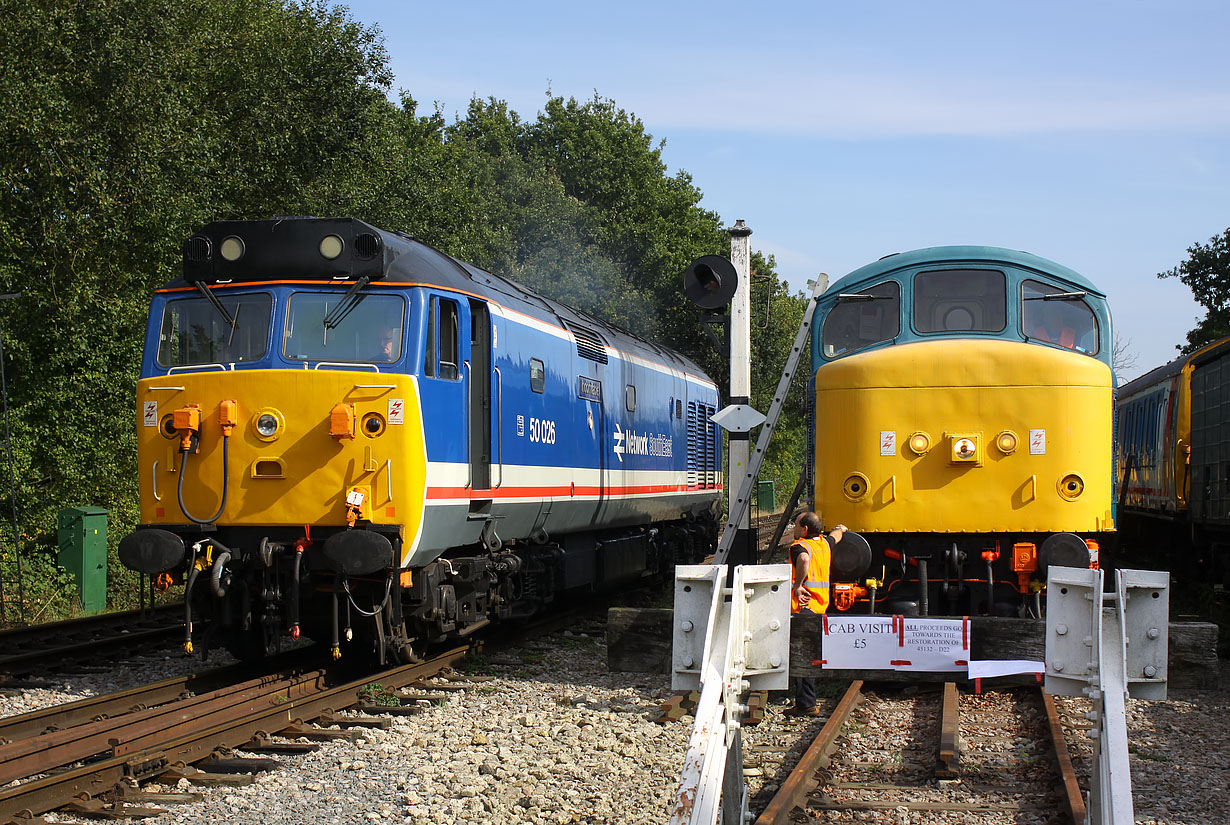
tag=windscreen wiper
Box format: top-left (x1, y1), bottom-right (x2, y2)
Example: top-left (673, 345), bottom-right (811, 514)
top-left (1025, 290), bottom-right (1088, 301)
top-left (836, 292), bottom-right (892, 302)
top-left (194, 283), bottom-right (236, 329)
top-left (323, 275), bottom-right (371, 330)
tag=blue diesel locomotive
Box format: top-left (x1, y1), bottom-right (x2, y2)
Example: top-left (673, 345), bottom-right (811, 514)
top-left (118, 217), bottom-right (722, 661)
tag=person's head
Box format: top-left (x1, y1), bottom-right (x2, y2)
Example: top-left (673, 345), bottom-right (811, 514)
top-left (793, 511), bottom-right (822, 540)
top-left (378, 325), bottom-right (398, 360)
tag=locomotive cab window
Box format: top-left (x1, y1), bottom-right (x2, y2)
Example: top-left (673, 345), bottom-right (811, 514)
top-left (530, 358), bottom-right (545, 393)
top-left (1021, 279), bottom-right (1099, 354)
top-left (283, 292), bottom-right (404, 364)
top-left (424, 296), bottom-right (460, 380)
top-left (821, 280), bottom-right (900, 357)
top-left (157, 292), bottom-right (273, 367)
top-left (913, 269), bottom-right (1006, 333)
top-left (626, 384), bottom-right (636, 412)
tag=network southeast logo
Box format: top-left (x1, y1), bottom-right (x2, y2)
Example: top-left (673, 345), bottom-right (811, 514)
top-left (612, 423), bottom-right (673, 462)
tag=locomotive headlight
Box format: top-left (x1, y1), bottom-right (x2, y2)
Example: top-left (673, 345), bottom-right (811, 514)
top-left (219, 236), bottom-right (246, 262)
top-left (1058, 473), bottom-right (1085, 500)
top-left (842, 472), bottom-right (869, 502)
top-left (252, 408), bottom-right (285, 441)
top-left (907, 431), bottom-right (931, 455)
top-left (319, 234), bottom-right (344, 260)
top-left (362, 412), bottom-right (386, 437)
top-left (946, 432), bottom-right (981, 465)
top-left (995, 430), bottom-right (1018, 455)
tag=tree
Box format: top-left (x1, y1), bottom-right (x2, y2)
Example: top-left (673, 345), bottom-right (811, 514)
top-left (0, 0), bottom-right (808, 618)
top-left (1111, 332), bottom-right (1139, 375)
top-left (1158, 228), bottom-right (1230, 353)
top-left (0, 0), bottom-right (394, 613)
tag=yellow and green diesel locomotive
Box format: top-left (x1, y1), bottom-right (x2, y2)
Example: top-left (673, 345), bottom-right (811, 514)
top-left (810, 247), bottom-right (1114, 616)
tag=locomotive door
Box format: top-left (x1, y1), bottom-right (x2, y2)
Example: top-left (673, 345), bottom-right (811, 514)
top-left (594, 396), bottom-right (608, 524)
top-left (578, 373), bottom-right (608, 525)
top-left (468, 300), bottom-right (493, 496)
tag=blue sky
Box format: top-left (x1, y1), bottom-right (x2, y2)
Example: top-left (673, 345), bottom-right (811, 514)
top-left (339, 0), bottom-right (1228, 381)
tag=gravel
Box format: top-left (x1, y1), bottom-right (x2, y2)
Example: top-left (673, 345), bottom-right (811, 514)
top-left (0, 648), bottom-right (238, 718)
top-left (3, 631), bottom-right (1227, 825)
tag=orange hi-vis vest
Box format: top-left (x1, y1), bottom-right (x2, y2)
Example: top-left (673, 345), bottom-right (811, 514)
top-left (790, 536), bottom-right (831, 614)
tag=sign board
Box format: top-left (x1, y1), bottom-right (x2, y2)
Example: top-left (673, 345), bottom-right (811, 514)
top-left (820, 616), bottom-right (969, 672)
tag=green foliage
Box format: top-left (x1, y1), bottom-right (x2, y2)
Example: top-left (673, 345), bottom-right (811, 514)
top-left (1158, 228), bottom-right (1230, 354)
top-left (357, 681), bottom-right (401, 706)
top-left (0, 0), bottom-right (392, 619)
top-left (747, 252), bottom-right (810, 508)
top-left (0, 1), bottom-right (809, 622)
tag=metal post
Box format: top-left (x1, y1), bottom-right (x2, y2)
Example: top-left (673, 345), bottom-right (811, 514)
top-left (1045, 565), bottom-right (1168, 825)
top-left (726, 221), bottom-right (754, 568)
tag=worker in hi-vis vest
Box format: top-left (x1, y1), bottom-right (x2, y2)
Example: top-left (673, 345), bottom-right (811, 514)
top-left (789, 512), bottom-right (847, 716)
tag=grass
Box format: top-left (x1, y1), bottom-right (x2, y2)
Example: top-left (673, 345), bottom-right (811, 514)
top-left (357, 682), bottom-right (401, 706)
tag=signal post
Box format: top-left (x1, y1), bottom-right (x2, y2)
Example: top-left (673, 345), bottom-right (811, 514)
top-left (725, 220), bottom-right (756, 568)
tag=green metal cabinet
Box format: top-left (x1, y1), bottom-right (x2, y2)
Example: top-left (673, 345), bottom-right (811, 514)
top-left (756, 480), bottom-right (776, 512)
top-left (57, 506), bottom-right (108, 613)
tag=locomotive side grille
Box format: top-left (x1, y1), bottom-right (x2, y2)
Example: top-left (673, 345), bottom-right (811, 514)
top-left (687, 402), bottom-right (699, 489)
top-left (565, 322), bottom-right (609, 364)
top-left (702, 403), bottom-right (717, 489)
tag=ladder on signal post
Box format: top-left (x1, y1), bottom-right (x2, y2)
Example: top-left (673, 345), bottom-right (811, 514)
top-left (711, 275), bottom-right (827, 566)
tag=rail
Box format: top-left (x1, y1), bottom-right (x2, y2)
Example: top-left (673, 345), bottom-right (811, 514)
top-left (0, 645), bottom-right (470, 823)
top-left (755, 680), bottom-right (1087, 823)
top-left (0, 603), bottom-right (185, 677)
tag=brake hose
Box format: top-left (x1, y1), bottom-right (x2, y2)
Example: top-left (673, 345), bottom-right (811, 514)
top-left (178, 435), bottom-right (230, 525)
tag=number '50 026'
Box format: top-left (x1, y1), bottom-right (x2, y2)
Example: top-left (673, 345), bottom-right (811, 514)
top-left (529, 417), bottom-right (556, 444)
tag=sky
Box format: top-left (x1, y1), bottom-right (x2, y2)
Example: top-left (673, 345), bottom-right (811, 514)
top-left (338, 0), bottom-right (1229, 381)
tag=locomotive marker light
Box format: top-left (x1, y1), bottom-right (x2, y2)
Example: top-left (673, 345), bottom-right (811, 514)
top-left (842, 472), bottom-right (869, 501)
top-left (1058, 473), bottom-right (1085, 500)
top-left (319, 234), bottom-right (344, 260)
top-left (219, 236), bottom-right (245, 262)
top-left (254, 410), bottom-right (282, 440)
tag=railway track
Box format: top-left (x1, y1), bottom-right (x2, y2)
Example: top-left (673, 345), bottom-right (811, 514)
top-left (0, 604), bottom-right (186, 679)
top-left (0, 644), bottom-right (474, 823)
top-left (0, 601), bottom-right (613, 823)
top-left (754, 680), bottom-right (1087, 824)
